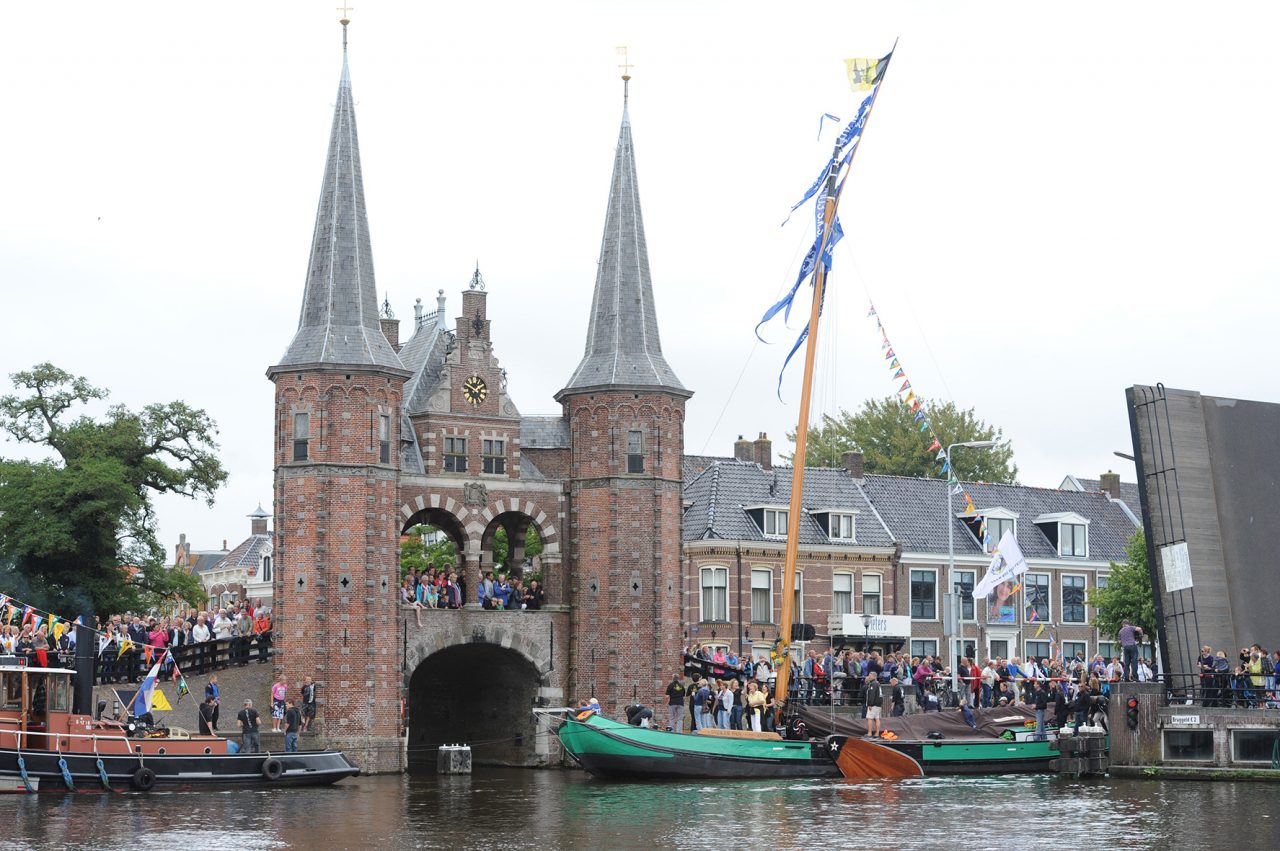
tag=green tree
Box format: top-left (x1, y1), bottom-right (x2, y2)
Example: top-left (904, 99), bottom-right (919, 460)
top-left (492, 524), bottom-right (543, 571)
top-left (0, 363), bottom-right (226, 615)
top-left (785, 396), bottom-right (1017, 482)
top-left (400, 524), bottom-right (458, 576)
top-left (1089, 530), bottom-right (1156, 642)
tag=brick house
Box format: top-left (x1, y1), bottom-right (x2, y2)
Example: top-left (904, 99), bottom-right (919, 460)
top-left (681, 443), bottom-right (1141, 669)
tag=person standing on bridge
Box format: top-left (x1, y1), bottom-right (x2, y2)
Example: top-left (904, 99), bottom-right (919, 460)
top-left (1118, 621), bottom-right (1142, 682)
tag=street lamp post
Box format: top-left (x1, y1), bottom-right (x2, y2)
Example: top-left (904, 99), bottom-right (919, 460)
top-left (946, 439), bottom-right (997, 697)
top-left (862, 612), bottom-right (872, 652)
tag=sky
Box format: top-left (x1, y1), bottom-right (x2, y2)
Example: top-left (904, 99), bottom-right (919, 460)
top-left (2, 1), bottom-right (1277, 554)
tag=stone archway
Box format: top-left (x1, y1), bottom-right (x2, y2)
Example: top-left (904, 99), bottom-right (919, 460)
top-left (405, 620), bottom-right (554, 768)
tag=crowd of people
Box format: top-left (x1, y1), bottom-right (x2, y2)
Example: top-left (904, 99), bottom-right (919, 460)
top-left (652, 638), bottom-right (1165, 740)
top-left (196, 673), bottom-right (317, 754)
top-left (87, 602), bottom-right (272, 683)
top-left (1197, 643), bottom-right (1280, 708)
top-left (399, 567), bottom-right (546, 624)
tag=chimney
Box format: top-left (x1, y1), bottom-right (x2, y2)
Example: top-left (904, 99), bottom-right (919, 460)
top-left (1099, 470), bottom-right (1121, 499)
top-left (175, 532), bottom-right (187, 565)
top-left (379, 295), bottom-right (401, 352)
top-left (753, 432), bottom-right (773, 470)
top-left (249, 504), bottom-right (271, 537)
top-left (842, 450), bottom-right (865, 480)
top-left (380, 317), bottom-right (400, 352)
top-left (733, 435), bottom-right (753, 462)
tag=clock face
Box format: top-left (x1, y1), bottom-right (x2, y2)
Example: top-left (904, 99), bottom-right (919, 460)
top-left (462, 375), bottom-right (488, 405)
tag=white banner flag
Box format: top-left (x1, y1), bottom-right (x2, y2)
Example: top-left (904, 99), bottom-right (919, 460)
top-left (972, 530), bottom-right (1028, 599)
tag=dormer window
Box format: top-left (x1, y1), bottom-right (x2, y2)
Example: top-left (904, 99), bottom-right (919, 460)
top-left (965, 508), bottom-right (1016, 553)
top-left (763, 508), bottom-right (788, 537)
top-left (1034, 512), bottom-right (1090, 558)
top-left (812, 510), bottom-right (857, 542)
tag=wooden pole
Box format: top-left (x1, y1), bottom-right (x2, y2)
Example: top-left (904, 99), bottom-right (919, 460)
top-left (772, 51), bottom-right (895, 724)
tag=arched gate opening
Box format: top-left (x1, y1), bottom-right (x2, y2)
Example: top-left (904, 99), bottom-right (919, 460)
top-left (407, 643), bottom-right (543, 768)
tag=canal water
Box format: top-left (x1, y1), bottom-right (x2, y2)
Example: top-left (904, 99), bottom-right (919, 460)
top-left (3, 768), bottom-right (1274, 849)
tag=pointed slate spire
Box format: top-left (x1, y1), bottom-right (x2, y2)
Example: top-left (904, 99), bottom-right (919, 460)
top-left (557, 79), bottom-right (688, 400)
top-left (270, 20), bottom-right (405, 376)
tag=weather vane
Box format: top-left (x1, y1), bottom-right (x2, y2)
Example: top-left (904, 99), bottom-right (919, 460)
top-left (616, 45), bottom-right (633, 81)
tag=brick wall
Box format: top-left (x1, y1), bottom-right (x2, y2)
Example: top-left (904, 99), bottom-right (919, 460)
top-left (564, 391), bottom-right (686, 716)
top-left (272, 368), bottom-right (405, 773)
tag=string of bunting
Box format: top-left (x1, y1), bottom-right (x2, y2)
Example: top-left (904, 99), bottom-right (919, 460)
top-left (1, 590), bottom-right (196, 703)
top-left (866, 302), bottom-right (999, 554)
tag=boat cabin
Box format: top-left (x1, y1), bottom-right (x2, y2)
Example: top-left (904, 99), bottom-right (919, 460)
top-left (0, 662), bottom-right (78, 750)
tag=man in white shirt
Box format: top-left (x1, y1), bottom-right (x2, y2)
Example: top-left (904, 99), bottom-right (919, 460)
top-left (980, 660), bottom-right (999, 708)
top-left (213, 610), bottom-right (233, 641)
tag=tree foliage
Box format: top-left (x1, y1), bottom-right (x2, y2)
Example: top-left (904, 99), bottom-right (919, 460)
top-left (1089, 530), bottom-right (1156, 643)
top-left (785, 396), bottom-right (1018, 483)
top-left (0, 363), bottom-right (226, 615)
top-left (400, 524), bottom-right (459, 576)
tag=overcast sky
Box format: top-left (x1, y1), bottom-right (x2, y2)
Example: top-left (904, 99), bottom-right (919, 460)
top-left (2, 1), bottom-right (1277, 554)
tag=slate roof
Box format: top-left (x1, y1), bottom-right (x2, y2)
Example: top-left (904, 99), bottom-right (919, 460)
top-left (1064, 475), bottom-right (1143, 512)
top-left (185, 550), bottom-right (230, 576)
top-left (270, 38), bottom-right (406, 376)
top-left (205, 534), bottom-right (272, 573)
top-left (558, 94), bottom-right (687, 399)
top-left (520, 416), bottom-right (570, 449)
top-left (859, 474), bottom-right (1139, 562)
top-left (682, 454), bottom-right (729, 485)
top-left (681, 459), bottom-right (895, 548)
top-left (400, 322), bottom-right (451, 415)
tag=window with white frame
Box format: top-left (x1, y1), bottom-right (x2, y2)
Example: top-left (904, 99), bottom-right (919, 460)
top-left (751, 569), bottom-right (772, 623)
top-left (955, 570), bottom-right (975, 621)
top-left (1062, 575), bottom-right (1087, 623)
top-left (700, 566), bottom-right (728, 622)
top-left (1097, 573), bottom-right (1109, 590)
top-left (1026, 640), bottom-right (1050, 661)
top-left (833, 572), bottom-right (853, 616)
top-left (1024, 573), bottom-right (1050, 623)
top-left (910, 639), bottom-right (938, 660)
top-left (1060, 523), bottom-right (1087, 557)
top-left (988, 517), bottom-right (1015, 551)
top-left (793, 572), bottom-right (804, 622)
top-left (1099, 641), bottom-right (1116, 661)
top-left (829, 513), bottom-right (856, 541)
top-left (862, 573), bottom-right (882, 615)
top-left (1063, 641), bottom-right (1088, 663)
top-left (911, 569), bottom-right (937, 620)
top-left (763, 509), bottom-right (788, 538)
top-left (260, 554), bottom-right (272, 583)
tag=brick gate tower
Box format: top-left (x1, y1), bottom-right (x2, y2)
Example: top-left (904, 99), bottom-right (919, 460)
top-left (556, 79), bottom-right (692, 717)
top-left (266, 20), bottom-right (407, 773)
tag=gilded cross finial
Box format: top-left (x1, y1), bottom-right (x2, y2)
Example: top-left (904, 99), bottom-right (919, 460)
top-left (616, 45), bottom-right (633, 81)
top-left (337, 4), bottom-right (354, 25)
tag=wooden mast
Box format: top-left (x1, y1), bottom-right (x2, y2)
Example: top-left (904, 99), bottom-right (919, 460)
top-left (772, 55), bottom-right (894, 721)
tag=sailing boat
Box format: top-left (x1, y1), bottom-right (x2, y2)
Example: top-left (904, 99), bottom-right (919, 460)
top-left (556, 51), bottom-right (921, 782)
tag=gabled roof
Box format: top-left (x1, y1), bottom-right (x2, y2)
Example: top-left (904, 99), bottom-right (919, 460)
top-left (185, 549), bottom-right (230, 576)
top-left (400, 321), bottom-right (451, 415)
top-left (1062, 474), bottom-right (1143, 511)
top-left (557, 88), bottom-right (687, 399)
top-left (859, 474), bottom-right (1138, 562)
top-left (681, 459), bottom-right (895, 548)
top-left (682, 453), bottom-right (729, 485)
top-left (205, 535), bottom-right (272, 574)
top-left (270, 28), bottom-right (406, 377)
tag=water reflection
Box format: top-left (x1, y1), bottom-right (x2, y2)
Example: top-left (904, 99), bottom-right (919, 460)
top-left (1, 769), bottom-right (1275, 850)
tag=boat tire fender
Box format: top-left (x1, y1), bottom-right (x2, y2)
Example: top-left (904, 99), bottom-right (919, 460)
top-left (131, 766), bottom-right (157, 792)
top-left (262, 757), bottom-right (284, 781)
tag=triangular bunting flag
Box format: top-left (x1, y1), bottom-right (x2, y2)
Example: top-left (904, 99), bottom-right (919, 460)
top-left (884, 348), bottom-right (895, 360)
top-left (927, 438), bottom-right (941, 452)
top-left (889, 358), bottom-right (899, 368)
top-left (893, 368), bottom-right (905, 379)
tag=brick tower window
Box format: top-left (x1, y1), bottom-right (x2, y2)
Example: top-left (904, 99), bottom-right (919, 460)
top-left (443, 437), bottom-right (468, 472)
top-left (292, 412), bottom-right (309, 461)
top-left (482, 439), bottom-right (506, 474)
top-left (378, 414), bottom-right (391, 464)
top-left (626, 430), bottom-right (644, 473)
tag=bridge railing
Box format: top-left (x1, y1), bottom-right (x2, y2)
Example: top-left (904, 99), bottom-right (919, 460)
top-left (91, 633), bottom-right (272, 684)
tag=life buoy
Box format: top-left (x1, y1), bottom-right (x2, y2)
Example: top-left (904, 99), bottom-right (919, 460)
top-left (131, 766), bottom-right (157, 792)
top-left (261, 757), bottom-right (284, 780)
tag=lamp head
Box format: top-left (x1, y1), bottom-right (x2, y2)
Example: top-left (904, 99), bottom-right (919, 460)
top-left (959, 440), bottom-right (997, 449)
